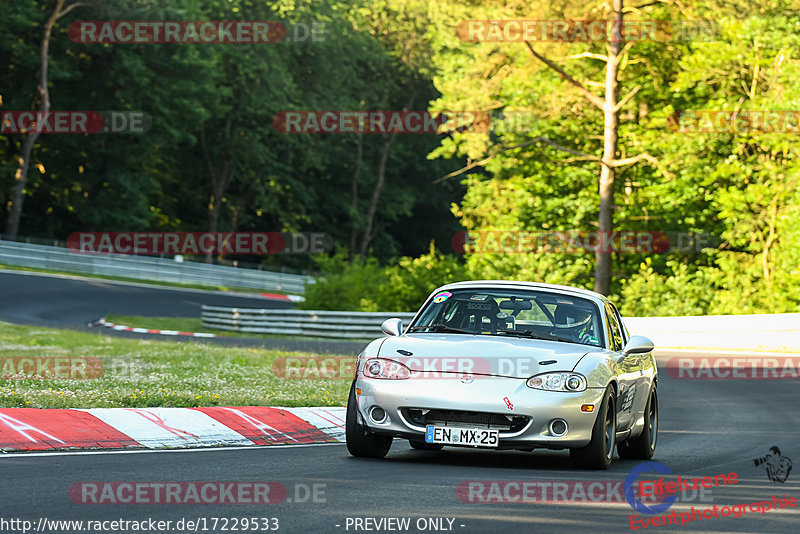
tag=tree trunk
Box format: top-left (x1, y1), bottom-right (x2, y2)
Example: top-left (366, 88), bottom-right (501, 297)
top-left (231, 170), bottom-right (262, 233)
top-left (348, 133), bottom-right (363, 262)
top-left (357, 89), bottom-right (415, 256)
top-left (200, 124), bottom-right (235, 263)
top-left (594, 0), bottom-right (623, 296)
top-left (358, 132), bottom-right (396, 256)
top-left (4, 0), bottom-right (66, 241)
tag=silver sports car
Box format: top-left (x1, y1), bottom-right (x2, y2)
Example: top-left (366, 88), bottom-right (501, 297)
top-left (346, 280), bottom-right (657, 469)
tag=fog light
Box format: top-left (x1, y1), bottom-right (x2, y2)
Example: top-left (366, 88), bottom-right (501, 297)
top-left (370, 406), bottom-right (386, 423)
top-left (549, 419), bottom-right (568, 436)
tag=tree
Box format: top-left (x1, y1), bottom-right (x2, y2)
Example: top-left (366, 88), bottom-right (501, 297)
top-left (429, 0), bottom-right (662, 295)
top-left (4, 0), bottom-right (86, 240)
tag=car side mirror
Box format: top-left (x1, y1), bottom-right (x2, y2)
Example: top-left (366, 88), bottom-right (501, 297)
top-left (614, 336), bottom-right (654, 364)
top-left (621, 335), bottom-right (654, 357)
top-left (381, 318), bottom-right (403, 336)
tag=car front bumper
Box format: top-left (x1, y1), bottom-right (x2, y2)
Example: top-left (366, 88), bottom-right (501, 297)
top-left (354, 376), bottom-right (607, 449)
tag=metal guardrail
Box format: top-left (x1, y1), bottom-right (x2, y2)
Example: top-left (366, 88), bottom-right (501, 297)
top-left (202, 305), bottom-right (800, 350)
top-left (0, 239), bottom-right (313, 294)
top-left (202, 306), bottom-right (417, 339)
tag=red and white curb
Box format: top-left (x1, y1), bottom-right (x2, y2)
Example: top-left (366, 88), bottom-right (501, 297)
top-left (89, 318), bottom-right (216, 338)
top-left (0, 406), bottom-right (344, 452)
top-left (261, 293), bottom-right (304, 303)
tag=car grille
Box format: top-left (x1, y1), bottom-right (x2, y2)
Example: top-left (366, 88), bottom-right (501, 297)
top-left (401, 408), bottom-right (529, 432)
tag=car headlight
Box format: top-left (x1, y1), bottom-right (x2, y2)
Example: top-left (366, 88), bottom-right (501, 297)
top-left (527, 372), bottom-right (587, 392)
top-left (363, 358), bottom-right (411, 380)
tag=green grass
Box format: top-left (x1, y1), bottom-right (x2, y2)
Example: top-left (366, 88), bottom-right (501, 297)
top-left (0, 321), bottom-right (351, 409)
top-left (0, 263), bottom-right (292, 295)
top-left (106, 315), bottom-right (213, 334)
top-left (104, 314), bottom-right (285, 339)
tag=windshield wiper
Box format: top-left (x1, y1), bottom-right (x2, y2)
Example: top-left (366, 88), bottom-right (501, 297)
top-left (408, 323), bottom-right (476, 335)
top-left (496, 328), bottom-right (549, 340)
top-left (496, 329), bottom-right (573, 343)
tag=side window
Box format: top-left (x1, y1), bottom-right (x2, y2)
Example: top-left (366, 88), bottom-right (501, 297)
top-left (611, 304), bottom-right (628, 344)
top-left (604, 303), bottom-right (623, 352)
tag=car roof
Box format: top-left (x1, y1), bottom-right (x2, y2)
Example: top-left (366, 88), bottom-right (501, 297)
top-left (435, 280), bottom-right (610, 304)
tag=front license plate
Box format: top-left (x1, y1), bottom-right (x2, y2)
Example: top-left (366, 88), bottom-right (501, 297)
top-left (425, 425), bottom-right (499, 448)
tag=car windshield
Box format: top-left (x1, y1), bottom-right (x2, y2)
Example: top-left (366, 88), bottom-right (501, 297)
top-left (408, 288), bottom-right (605, 349)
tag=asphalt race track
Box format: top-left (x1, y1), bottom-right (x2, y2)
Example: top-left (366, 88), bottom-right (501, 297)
top-left (0, 270), bottom-right (292, 326)
top-left (2, 369), bottom-right (799, 533)
top-left (1, 270), bottom-right (799, 532)
top-left (0, 270), bottom-right (366, 354)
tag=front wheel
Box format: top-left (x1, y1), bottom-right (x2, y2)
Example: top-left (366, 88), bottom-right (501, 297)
top-left (345, 384), bottom-right (392, 459)
top-left (618, 386), bottom-right (658, 460)
top-left (570, 386), bottom-right (616, 469)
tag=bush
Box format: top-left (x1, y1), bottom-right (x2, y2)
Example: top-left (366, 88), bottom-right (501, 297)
top-left (300, 244), bottom-right (467, 312)
top-left (376, 243), bottom-right (468, 311)
top-left (299, 249), bottom-right (386, 311)
top-left (616, 258), bottom-right (715, 317)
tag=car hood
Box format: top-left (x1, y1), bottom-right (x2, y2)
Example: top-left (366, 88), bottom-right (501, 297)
top-left (377, 334), bottom-right (590, 379)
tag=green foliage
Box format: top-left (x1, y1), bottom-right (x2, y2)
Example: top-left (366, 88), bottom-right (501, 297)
top-left (3, 0), bottom-right (799, 316)
top-left (423, 1), bottom-right (800, 315)
top-left (377, 242), bottom-right (468, 311)
top-left (300, 244), bottom-right (467, 312)
top-left (616, 258), bottom-right (714, 317)
top-left (0, 0), bottom-right (463, 267)
top-left (299, 249), bottom-right (386, 311)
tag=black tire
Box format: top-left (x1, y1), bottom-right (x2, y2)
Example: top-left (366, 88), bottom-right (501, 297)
top-left (570, 386), bottom-right (616, 469)
top-left (618, 386), bottom-right (658, 460)
top-left (345, 384), bottom-right (392, 459)
top-left (409, 440), bottom-right (444, 451)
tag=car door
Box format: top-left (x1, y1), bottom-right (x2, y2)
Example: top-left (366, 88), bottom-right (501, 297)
top-left (615, 304), bottom-right (655, 420)
top-left (605, 302), bottom-right (637, 432)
